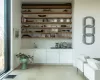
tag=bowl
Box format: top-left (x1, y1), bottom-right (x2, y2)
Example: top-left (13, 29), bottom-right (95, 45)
top-left (38, 15), bottom-right (46, 17)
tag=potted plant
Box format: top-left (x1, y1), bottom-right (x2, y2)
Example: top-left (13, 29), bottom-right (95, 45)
top-left (16, 53), bottom-right (33, 70)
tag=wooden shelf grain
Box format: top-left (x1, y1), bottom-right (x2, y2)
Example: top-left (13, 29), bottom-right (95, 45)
top-left (21, 32), bottom-right (72, 34)
top-left (22, 12), bottom-right (72, 14)
top-left (21, 37), bottom-right (72, 39)
top-left (21, 27), bottom-right (72, 29)
top-left (22, 6), bottom-right (72, 9)
top-left (24, 17), bottom-right (72, 19)
top-left (22, 22), bottom-right (72, 24)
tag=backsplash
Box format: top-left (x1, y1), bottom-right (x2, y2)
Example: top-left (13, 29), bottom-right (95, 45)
top-left (21, 39), bottom-right (72, 49)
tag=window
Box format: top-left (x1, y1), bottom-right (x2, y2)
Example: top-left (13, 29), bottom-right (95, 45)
top-left (0, 0), bottom-right (11, 75)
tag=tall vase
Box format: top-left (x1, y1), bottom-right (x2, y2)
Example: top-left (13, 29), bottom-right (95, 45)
top-left (20, 58), bottom-right (28, 70)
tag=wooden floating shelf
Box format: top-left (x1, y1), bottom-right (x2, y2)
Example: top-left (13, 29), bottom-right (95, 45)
top-left (22, 32), bottom-right (72, 34)
top-left (22, 6), bottom-right (72, 9)
top-left (22, 22), bottom-right (72, 24)
top-left (21, 27), bottom-right (72, 29)
top-left (22, 12), bottom-right (72, 14)
top-left (21, 4), bottom-right (72, 39)
top-left (24, 17), bottom-right (72, 19)
top-left (21, 37), bottom-right (72, 39)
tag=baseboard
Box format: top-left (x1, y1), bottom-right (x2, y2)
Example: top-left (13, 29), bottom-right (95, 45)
top-left (14, 63), bottom-right (73, 69)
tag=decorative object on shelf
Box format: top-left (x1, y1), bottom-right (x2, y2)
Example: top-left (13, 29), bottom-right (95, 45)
top-left (14, 28), bottom-right (19, 38)
top-left (67, 43), bottom-right (72, 48)
top-left (22, 10), bottom-right (27, 12)
top-left (22, 25), bottom-right (30, 27)
top-left (61, 25), bottom-right (66, 27)
top-left (67, 30), bottom-right (71, 32)
top-left (41, 34), bottom-right (45, 37)
top-left (83, 16), bottom-right (95, 45)
top-left (53, 19), bottom-right (57, 22)
top-left (16, 53), bottom-right (33, 70)
top-left (50, 34), bottom-right (56, 37)
top-left (66, 19), bottom-right (71, 22)
top-left (45, 34), bottom-right (50, 38)
top-left (38, 15), bottom-right (46, 17)
top-left (44, 25), bottom-right (46, 28)
top-left (22, 9), bottom-right (31, 12)
top-left (21, 29), bottom-right (25, 33)
top-left (63, 9), bottom-right (68, 12)
top-left (55, 43), bottom-right (59, 48)
top-left (27, 10), bottom-right (31, 12)
top-left (35, 30), bottom-right (44, 32)
top-left (61, 29), bottom-right (71, 32)
top-left (53, 42), bottom-right (72, 49)
top-left (43, 19), bottom-right (48, 22)
top-left (62, 42), bottom-right (68, 48)
top-left (33, 43), bottom-right (37, 48)
top-left (59, 19), bottom-right (64, 22)
top-left (22, 34), bottom-right (32, 38)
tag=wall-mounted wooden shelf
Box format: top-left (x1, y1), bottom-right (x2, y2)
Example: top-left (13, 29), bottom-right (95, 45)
top-left (22, 32), bottom-right (72, 34)
top-left (22, 12), bottom-right (72, 14)
top-left (22, 22), bottom-right (72, 24)
top-left (21, 27), bottom-right (72, 29)
top-left (21, 4), bottom-right (72, 39)
top-left (22, 6), bottom-right (72, 9)
top-left (21, 37), bottom-right (72, 39)
top-left (24, 17), bottom-right (72, 19)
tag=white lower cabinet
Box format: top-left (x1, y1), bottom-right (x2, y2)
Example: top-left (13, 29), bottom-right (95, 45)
top-left (60, 51), bottom-right (68, 63)
top-left (33, 49), bottom-right (46, 63)
top-left (47, 50), bottom-right (59, 63)
top-left (67, 50), bottom-right (72, 64)
top-left (60, 50), bottom-right (72, 64)
top-left (20, 49), bottom-right (73, 64)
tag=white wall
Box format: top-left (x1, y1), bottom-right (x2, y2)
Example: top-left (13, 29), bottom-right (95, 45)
top-left (73, 0), bottom-right (100, 66)
top-left (12, 0), bottom-right (100, 68)
top-left (21, 39), bottom-right (72, 49)
top-left (11, 0), bottom-right (21, 69)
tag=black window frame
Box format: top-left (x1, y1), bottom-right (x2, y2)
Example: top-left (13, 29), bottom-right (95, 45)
top-left (0, 0), bottom-right (11, 75)
top-left (4, 0), bottom-right (11, 72)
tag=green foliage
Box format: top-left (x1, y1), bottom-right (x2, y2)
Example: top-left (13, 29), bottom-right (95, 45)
top-left (16, 53), bottom-right (34, 63)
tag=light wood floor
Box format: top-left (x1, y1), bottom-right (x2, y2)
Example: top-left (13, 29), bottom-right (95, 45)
top-left (3, 65), bottom-right (86, 80)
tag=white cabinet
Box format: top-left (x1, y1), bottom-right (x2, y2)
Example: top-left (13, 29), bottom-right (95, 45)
top-left (60, 51), bottom-right (68, 63)
top-left (47, 50), bottom-right (59, 63)
top-left (33, 49), bottom-right (46, 63)
top-left (60, 50), bottom-right (72, 64)
top-left (67, 50), bottom-right (72, 63)
top-left (20, 49), bottom-right (73, 64)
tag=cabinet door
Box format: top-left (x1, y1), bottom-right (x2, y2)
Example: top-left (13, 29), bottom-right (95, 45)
top-left (60, 50), bottom-right (72, 64)
top-left (67, 50), bottom-right (72, 63)
top-left (60, 51), bottom-right (68, 63)
top-left (47, 51), bottom-right (59, 63)
top-left (33, 49), bottom-right (46, 63)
